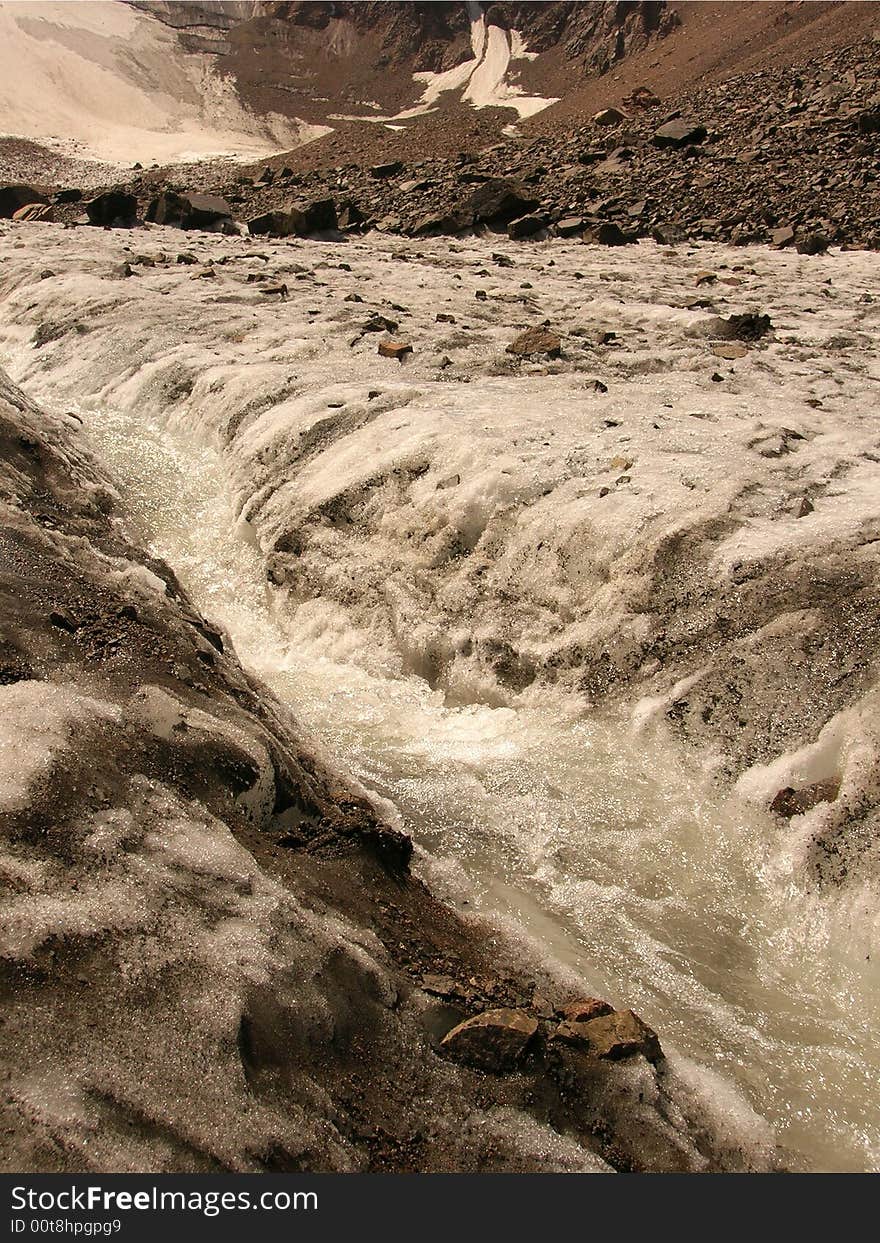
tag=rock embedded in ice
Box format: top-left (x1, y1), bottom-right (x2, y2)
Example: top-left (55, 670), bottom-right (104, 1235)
top-left (769, 781), bottom-right (838, 818)
top-left (796, 232), bottom-right (830, 255)
top-left (378, 339), bottom-right (413, 360)
top-left (592, 221), bottom-right (638, 246)
top-left (506, 325), bottom-right (562, 358)
top-left (440, 1008), bottom-right (539, 1071)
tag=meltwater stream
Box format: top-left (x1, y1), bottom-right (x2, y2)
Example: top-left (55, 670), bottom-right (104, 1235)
top-left (85, 403), bottom-right (880, 1172)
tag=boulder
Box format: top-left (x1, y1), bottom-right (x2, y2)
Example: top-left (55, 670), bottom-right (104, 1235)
top-left (506, 326), bottom-right (561, 358)
top-left (507, 213), bottom-right (546, 240)
top-left (796, 233), bottom-right (829, 255)
top-left (771, 225), bottom-right (796, 248)
top-left (12, 203), bottom-right (54, 223)
top-left (592, 221), bottom-right (637, 246)
top-left (0, 184), bottom-right (49, 219)
top-left (555, 216), bottom-right (586, 237)
top-left (556, 1010), bottom-right (662, 1064)
top-left (652, 222), bottom-right (685, 245)
top-left (653, 119), bottom-right (707, 149)
top-left (593, 107), bottom-right (626, 126)
top-left (146, 191), bottom-right (232, 231)
top-left (440, 1008), bottom-right (538, 1071)
top-left (410, 211), bottom-right (466, 237)
top-left (86, 191), bottom-right (138, 228)
top-left (247, 210), bottom-right (294, 238)
top-left (465, 179), bottom-right (539, 226)
top-left (54, 188), bottom-right (83, 204)
top-left (337, 200), bottom-right (366, 229)
top-left (290, 197), bottom-right (338, 233)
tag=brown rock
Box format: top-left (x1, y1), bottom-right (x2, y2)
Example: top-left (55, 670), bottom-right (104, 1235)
top-left (557, 997), bottom-right (614, 1023)
top-left (506, 326), bottom-right (561, 358)
top-left (378, 340), bottom-right (413, 360)
top-left (440, 1008), bottom-right (538, 1071)
top-left (712, 342), bottom-right (748, 359)
top-left (769, 782), bottom-right (838, 818)
top-left (12, 203), bottom-right (54, 223)
top-left (561, 1010), bottom-right (663, 1063)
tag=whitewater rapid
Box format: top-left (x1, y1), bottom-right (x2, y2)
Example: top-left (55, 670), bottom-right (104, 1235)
top-left (77, 396), bottom-right (880, 1173)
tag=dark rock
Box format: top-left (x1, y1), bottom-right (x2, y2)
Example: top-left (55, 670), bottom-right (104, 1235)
top-left (555, 216), bottom-right (586, 237)
top-left (592, 221), bottom-right (638, 246)
top-left (506, 326), bottom-right (562, 358)
top-left (796, 233), bottom-right (829, 255)
top-left (440, 1008), bottom-right (538, 1071)
top-left (371, 161), bottom-right (404, 179)
top-left (86, 191), bottom-right (138, 228)
top-left (0, 185), bottom-right (48, 219)
top-left (723, 311), bottom-right (773, 341)
top-left (653, 119), bottom-right (708, 149)
top-left (857, 108), bottom-right (880, 134)
top-left (652, 222), bottom-right (685, 244)
top-left (465, 179), bottom-right (539, 226)
top-left (146, 191), bottom-right (231, 230)
top-left (363, 315), bottom-right (399, 333)
top-left (289, 197), bottom-right (338, 233)
top-left (247, 210), bottom-right (294, 237)
top-left (507, 213), bottom-right (546, 239)
top-left (337, 200), bottom-right (366, 229)
top-left (54, 188), bottom-right (83, 204)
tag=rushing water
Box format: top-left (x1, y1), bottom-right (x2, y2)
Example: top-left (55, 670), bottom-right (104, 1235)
top-left (84, 402), bottom-right (880, 1173)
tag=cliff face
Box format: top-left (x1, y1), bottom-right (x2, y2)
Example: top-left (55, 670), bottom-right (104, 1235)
top-left (124, 2), bottom-right (678, 116)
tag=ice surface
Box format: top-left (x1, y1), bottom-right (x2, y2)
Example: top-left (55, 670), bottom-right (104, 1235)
top-left (1, 221), bottom-right (879, 1169)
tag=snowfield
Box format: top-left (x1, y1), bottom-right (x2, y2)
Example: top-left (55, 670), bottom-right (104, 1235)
top-left (0, 1), bottom-right (324, 164)
top-left (0, 219), bottom-right (879, 1169)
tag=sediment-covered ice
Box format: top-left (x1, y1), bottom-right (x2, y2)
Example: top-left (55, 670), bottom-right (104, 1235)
top-left (0, 222), bottom-right (876, 889)
top-left (0, 220), bottom-right (878, 1170)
